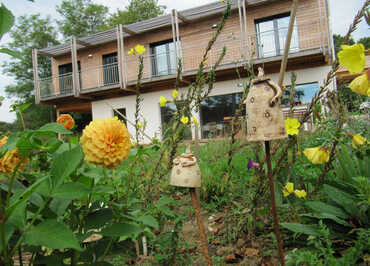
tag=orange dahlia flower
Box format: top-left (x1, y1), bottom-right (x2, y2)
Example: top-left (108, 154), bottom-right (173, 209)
top-left (80, 117), bottom-right (131, 169)
top-left (57, 114), bottom-right (75, 130)
top-left (0, 136), bottom-right (28, 174)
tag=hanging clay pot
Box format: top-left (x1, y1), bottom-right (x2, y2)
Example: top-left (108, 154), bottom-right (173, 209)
top-left (170, 150), bottom-right (201, 188)
top-left (245, 67), bottom-right (288, 142)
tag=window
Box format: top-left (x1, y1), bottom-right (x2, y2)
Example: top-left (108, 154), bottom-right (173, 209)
top-left (150, 40), bottom-right (176, 76)
top-left (113, 108), bottom-right (127, 125)
top-left (255, 14), bottom-right (299, 58)
top-left (58, 62), bottom-right (80, 94)
top-left (160, 102), bottom-right (192, 140)
top-left (281, 82), bottom-right (319, 107)
top-left (200, 93), bottom-right (245, 139)
top-left (102, 52), bottom-right (119, 86)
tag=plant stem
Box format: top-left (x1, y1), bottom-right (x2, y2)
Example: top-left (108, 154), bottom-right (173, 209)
top-left (100, 238), bottom-right (114, 261)
top-left (0, 191), bottom-right (8, 264)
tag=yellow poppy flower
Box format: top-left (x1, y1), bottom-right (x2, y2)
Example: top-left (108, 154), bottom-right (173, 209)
top-left (192, 116), bottom-right (199, 126)
top-left (128, 48), bottom-right (135, 55)
top-left (303, 146), bottom-right (330, 164)
top-left (285, 118), bottom-right (300, 135)
top-left (137, 122), bottom-right (143, 129)
top-left (283, 182), bottom-right (294, 197)
top-left (337, 43), bottom-right (365, 74)
top-left (294, 189), bottom-right (307, 198)
top-left (349, 73), bottom-right (370, 96)
top-left (180, 116), bottom-right (189, 125)
top-left (80, 118), bottom-right (131, 169)
top-left (352, 134), bottom-right (367, 148)
top-left (172, 90), bottom-right (178, 99)
top-left (135, 44), bottom-right (146, 55)
top-left (159, 96), bottom-right (167, 107)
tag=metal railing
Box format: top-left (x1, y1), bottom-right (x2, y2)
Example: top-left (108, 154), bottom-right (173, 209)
top-left (79, 62), bottom-right (120, 91)
top-left (39, 73), bottom-right (73, 99)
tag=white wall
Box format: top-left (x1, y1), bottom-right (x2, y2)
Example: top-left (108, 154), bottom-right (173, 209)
top-left (92, 65), bottom-right (333, 143)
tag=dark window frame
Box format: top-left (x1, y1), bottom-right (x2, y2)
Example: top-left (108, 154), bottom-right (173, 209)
top-left (102, 52), bottom-right (119, 86)
top-left (150, 40), bottom-right (176, 77)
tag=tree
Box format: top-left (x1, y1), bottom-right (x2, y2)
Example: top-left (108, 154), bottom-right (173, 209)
top-left (107, 0), bottom-right (166, 27)
top-left (2, 14), bottom-right (59, 129)
top-left (333, 34), bottom-right (355, 57)
top-left (357, 37), bottom-right (370, 49)
top-left (56, 0), bottom-right (109, 39)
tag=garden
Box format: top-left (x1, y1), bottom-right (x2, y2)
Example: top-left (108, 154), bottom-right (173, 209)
top-left (0, 1), bottom-right (369, 265)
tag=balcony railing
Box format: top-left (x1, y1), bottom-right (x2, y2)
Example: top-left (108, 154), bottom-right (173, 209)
top-left (39, 73), bottom-right (73, 99)
top-left (80, 62), bottom-right (119, 91)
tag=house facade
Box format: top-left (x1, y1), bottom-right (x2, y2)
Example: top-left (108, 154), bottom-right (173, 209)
top-left (32, 0), bottom-right (335, 142)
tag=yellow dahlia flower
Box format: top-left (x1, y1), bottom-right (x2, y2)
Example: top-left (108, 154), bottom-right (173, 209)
top-left (285, 118), bottom-right (300, 135)
top-left (0, 136), bottom-right (27, 174)
top-left (283, 182), bottom-right (294, 197)
top-left (80, 118), bottom-right (131, 169)
top-left (349, 73), bottom-right (369, 96)
top-left (303, 146), bottom-right (330, 164)
top-left (338, 43), bottom-right (365, 74)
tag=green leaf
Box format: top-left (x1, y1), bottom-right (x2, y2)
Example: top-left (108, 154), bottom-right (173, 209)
top-left (52, 182), bottom-right (90, 200)
top-left (157, 196), bottom-right (174, 206)
top-left (38, 123), bottom-right (72, 135)
top-left (280, 222), bottom-right (322, 236)
top-left (0, 48), bottom-right (22, 59)
top-left (0, 222), bottom-right (15, 252)
top-left (305, 201), bottom-right (348, 219)
top-left (137, 215), bottom-right (159, 229)
top-left (85, 208), bottom-right (113, 230)
top-left (0, 133), bottom-right (18, 155)
top-left (49, 198), bottom-right (71, 216)
top-left (51, 145), bottom-right (84, 188)
top-left (301, 213), bottom-right (351, 227)
top-left (101, 223), bottom-right (143, 237)
top-left (323, 185), bottom-right (357, 217)
top-left (24, 219), bottom-right (82, 251)
top-left (0, 4), bottom-right (14, 40)
top-left (7, 200), bottom-right (26, 229)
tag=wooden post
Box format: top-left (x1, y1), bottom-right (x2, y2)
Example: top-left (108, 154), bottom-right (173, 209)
top-left (238, 0), bottom-right (245, 58)
top-left (241, 0), bottom-right (249, 58)
top-left (171, 10), bottom-right (178, 71)
top-left (71, 37), bottom-right (80, 97)
top-left (278, 0), bottom-right (298, 88)
top-left (119, 25), bottom-right (127, 88)
top-left (32, 48), bottom-right (40, 104)
top-left (116, 25), bottom-right (123, 89)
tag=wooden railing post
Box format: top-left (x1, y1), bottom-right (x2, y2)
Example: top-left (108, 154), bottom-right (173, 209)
top-left (32, 48), bottom-right (40, 104)
top-left (119, 24), bottom-right (127, 88)
top-left (171, 9), bottom-right (179, 71)
top-left (116, 25), bottom-right (123, 89)
top-left (71, 37), bottom-right (80, 97)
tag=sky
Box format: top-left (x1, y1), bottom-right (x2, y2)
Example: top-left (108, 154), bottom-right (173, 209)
top-left (0, 0), bottom-right (369, 123)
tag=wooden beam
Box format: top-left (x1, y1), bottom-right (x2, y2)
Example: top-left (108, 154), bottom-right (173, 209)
top-left (171, 10), bottom-right (178, 72)
top-left (122, 87), bottom-right (136, 92)
top-left (37, 50), bottom-right (55, 57)
top-left (116, 25), bottom-right (123, 89)
top-left (119, 24), bottom-right (127, 89)
top-left (32, 48), bottom-right (40, 104)
top-left (76, 39), bottom-right (92, 47)
top-left (71, 37), bottom-right (81, 97)
top-left (177, 12), bottom-right (190, 23)
top-left (121, 26), bottom-right (136, 35)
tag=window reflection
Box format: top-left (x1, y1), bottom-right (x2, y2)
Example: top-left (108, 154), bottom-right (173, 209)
top-left (281, 82), bottom-right (319, 106)
top-left (200, 93), bottom-right (245, 139)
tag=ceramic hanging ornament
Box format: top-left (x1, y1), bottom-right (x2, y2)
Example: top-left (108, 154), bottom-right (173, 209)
top-left (245, 67), bottom-right (288, 142)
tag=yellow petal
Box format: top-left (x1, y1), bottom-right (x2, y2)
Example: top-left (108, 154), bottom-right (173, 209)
top-left (172, 90), bottom-right (178, 99)
top-left (349, 73), bottom-right (370, 96)
top-left (338, 43), bottom-right (366, 74)
top-left (137, 122), bottom-right (143, 129)
top-left (192, 116), bottom-right (199, 126)
top-left (128, 48), bottom-right (135, 55)
top-left (285, 118), bottom-right (300, 135)
top-left (352, 134), bottom-right (367, 149)
top-left (303, 147), bottom-right (330, 164)
top-left (294, 189), bottom-right (307, 198)
top-left (135, 44), bottom-right (146, 55)
top-left (159, 96), bottom-right (167, 107)
top-left (180, 116), bottom-right (189, 125)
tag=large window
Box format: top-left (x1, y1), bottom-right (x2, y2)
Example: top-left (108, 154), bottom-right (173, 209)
top-left (150, 40), bottom-right (176, 77)
top-left (255, 14), bottom-right (299, 58)
top-left (102, 52), bottom-right (119, 86)
top-left (160, 102), bottom-right (192, 140)
top-left (281, 82), bottom-right (319, 107)
top-left (200, 93), bottom-right (245, 139)
top-left (58, 62), bottom-right (80, 95)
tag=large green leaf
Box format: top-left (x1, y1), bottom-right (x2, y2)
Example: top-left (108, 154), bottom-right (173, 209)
top-left (51, 145), bottom-right (84, 188)
top-left (38, 123), bottom-right (72, 135)
top-left (305, 201), bottom-right (348, 219)
top-left (0, 222), bottom-right (15, 252)
top-left (52, 182), bottom-right (90, 200)
top-left (323, 185), bottom-right (357, 217)
top-left (0, 4), bottom-right (14, 40)
top-left (49, 198), bottom-right (71, 216)
top-left (24, 219), bottom-right (82, 251)
top-left (137, 215), bottom-right (159, 229)
top-left (100, 223), bottom-right (143, 237)
top-left (0, 48), bottom-right (22, 59)
top-left (300, 213), bottom-right (351, 227)
top-left (280, 222), bottom-right (322, 236)
top-left (85, 208), bottom-right (113, 230)
top-left (7, 200), bottom-right (26, 229)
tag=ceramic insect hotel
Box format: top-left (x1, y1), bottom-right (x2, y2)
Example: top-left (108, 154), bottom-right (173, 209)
top-left (170, 148), bottom-right (201, 188)
top-left (245, 67), bottom-right (288, 142)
